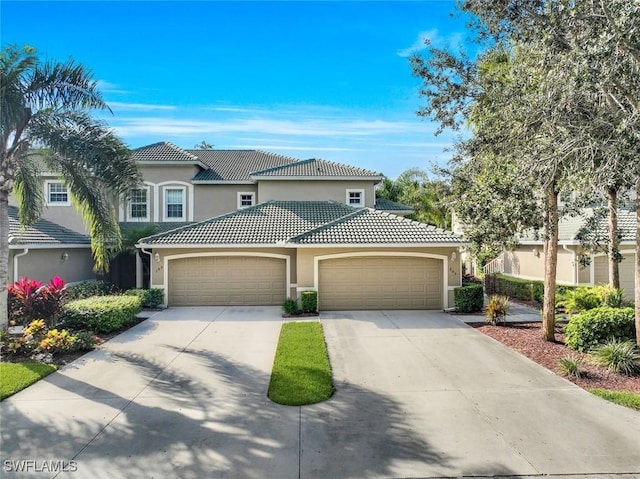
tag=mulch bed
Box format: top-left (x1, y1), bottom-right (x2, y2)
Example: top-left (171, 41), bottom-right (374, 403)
top-left (470, 321), bottom-right (640, 393)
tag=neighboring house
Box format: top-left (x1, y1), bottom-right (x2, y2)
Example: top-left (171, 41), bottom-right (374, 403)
top-left (7, 206), bottom-right (94, 284)
top-left (486, 208), bottom-right (637, 299)
top-left (8, 141), bottom-right (464, 309)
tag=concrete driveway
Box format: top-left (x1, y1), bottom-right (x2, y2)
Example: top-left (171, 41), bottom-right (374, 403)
top-left (1, 307), bottom-right (639, 478)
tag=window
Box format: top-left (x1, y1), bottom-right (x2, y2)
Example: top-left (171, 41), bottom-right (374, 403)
top-left (128, 188), bottom-right (149, 220)
top-left (237, 192), bottom-right (255, 209)
top-left (346, 189), bottom-right (364, 207)
top-left (46, 181), bottom-right (70, 205)
top-left (165, 188), bottom-right (185, 220)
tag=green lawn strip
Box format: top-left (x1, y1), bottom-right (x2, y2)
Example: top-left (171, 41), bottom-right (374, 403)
top-left (588, 388), bottom-right (640, 410)
top-left (1, 362), bottom-right (57, 400)
top-left (268, 321), bottom-right (335, 406)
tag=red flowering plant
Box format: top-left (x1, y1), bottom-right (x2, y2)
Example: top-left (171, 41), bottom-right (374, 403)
top-left (7, 276), bottom-right (66, 327)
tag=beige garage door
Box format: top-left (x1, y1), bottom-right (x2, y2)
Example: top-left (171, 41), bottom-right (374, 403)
top-left (594, 253), bottom-right (635, 301)
top-left (319, 256), bottom-right (443, 310)
top-left (168, 256), bottom-right (286, 306)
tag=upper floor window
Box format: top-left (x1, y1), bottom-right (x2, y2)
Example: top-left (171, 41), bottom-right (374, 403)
top-left (128, 188), bottom-right (149, 221)
top-left (238, 192), bottom-right (255, 209)
top-left (346, 189), bottom-right (364, 207)
top-left (46, 181), bottom-right (70, 206)
top-left (165, 187), bottom-right (185, 221)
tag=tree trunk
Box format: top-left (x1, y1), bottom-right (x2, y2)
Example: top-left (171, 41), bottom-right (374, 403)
top-left (0, 190), bottom-right (10, 330)
top-left (606, 187), bottom-right (620, 289)
top-left (542, 187), bottom-right (559, 342)
top-left (635, 177), bottom-right (640, 347)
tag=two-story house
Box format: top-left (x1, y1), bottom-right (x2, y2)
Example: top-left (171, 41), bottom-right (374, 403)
top-left (8, 141), bottom-right (463, 310)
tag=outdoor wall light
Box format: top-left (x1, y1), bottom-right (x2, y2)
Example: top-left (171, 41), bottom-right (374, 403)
top-left (533, 248), bottom-right (540, 258)
top-left (450, 251), bottom-right (457, 262)
top-left (154, 252), bottom-right (161, 263)
top-left (61, 252), bottom-right (69, 262)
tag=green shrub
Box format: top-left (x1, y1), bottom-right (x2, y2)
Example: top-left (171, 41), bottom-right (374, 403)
top-left (564, 307), bottom-right (636, 352)
top-left (61, 295), bottom-right (142, 333)
top-left (454, 284), bottom-right (484, 313)
top-left (123, 288), bottom-right (164, 308)
top-left (71, 331), bottom-right (100, 351)
top-left (38, 329), bottom-right (77, 353)
top-left (485, 294), bottom-right (509, 325)
top-left (558, 356), bottom-right (582, 378)
top-left (282, 299), bottom-right (298, 315)
top-left (593, 339), bottom-right (640, 376)
top-left (300, 290), bottom-right (318, 313)
top-left (488, 274), bottom-right (577, 304)
top-left (556, 287), bottom-right (601, 314)
top-left (64, 280), bottom-right (115, 301)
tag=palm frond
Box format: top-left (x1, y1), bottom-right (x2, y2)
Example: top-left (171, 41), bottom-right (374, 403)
top-left (12, 151), bottom-right (44, 225)
top-left (24, 56), bottom-right (108, 113)
top-left (28, 110), bottom-right (141, 196)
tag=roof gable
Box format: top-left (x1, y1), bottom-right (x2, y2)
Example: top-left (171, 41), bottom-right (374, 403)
top-left (189, 150), bottom-right (298, 182)
top-left (138, 201), bottom-right (462, 247)
top-left (291, 209), bottom-right (462, 245)
top-left (250, 158), bottom-right (382, 180)
top-left (8, 206), bottom-right (91, 246)
top-left (132, 142), bottom-right (202, 164)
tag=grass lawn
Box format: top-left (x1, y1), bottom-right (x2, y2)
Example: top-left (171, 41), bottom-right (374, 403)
top-left (268, 321), bottom-right (334, 406)
top-left (1, 362), bottom-right (57, 400)
top-left (588, 388), bottom-right (640, 410)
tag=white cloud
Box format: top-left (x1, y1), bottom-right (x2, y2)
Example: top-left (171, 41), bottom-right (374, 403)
top-left (111, 116), bottom-right (429, 138)
top-left (108, 101), bottom-right (177, 111)
top-left (96, 80), bottom-right (130, 95)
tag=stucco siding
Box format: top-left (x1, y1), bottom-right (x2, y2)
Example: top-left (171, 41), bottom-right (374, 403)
top-left (194, 184), bottom-right (259, 220)
top-left (258, 180), bottom-right (376, 207)
top-left (10, 248), bottom-right (95, 284)
top-left (505, 246), bottom-right (576, 284)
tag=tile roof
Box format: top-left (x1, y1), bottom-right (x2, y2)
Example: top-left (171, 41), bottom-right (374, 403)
top-left (8, 206), bottom-right (91, 246)
top-left (139, 201), bottom-right (356, 245)
top-left (250, 158), bottom-right (381, 179)
top-left (374, 198), bottom-right (414, 212)
top-left (519, 208), bottom-right (637, 243)
top-left (139, 201), bottom-right (463, 246)
top-left (189, 150), bottom-right (298, 182)
top-left (291, 209), bottom-right (463, 245)
top-left (132, 142), bottom-right (201, 163)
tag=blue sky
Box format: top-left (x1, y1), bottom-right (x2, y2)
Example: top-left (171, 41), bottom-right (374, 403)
top-left (2, 1), bottom-right (470, 178)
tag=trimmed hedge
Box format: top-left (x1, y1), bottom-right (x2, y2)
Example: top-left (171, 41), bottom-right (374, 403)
top-left (65, 280), bottom-right (115, 301)
top-left (61, 295), bottom-right (142, 333)
top-left (123, 288), bottom-right (164, 308)
top-left (484, 273), bottom-right (576, 304)
top-left (454, 284), bottom-right (484, 313)
top-left (564, 307), bottom-right (636, 352)
top-left (300, 290), bottom-right (318, 313)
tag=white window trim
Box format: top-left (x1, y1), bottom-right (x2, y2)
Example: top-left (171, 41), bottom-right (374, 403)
top-left (163, 186), bottom-right (186, 221)
top-left (237, 191), bottom-right (256, 209)
top-left (45, 180), bottom-right (71, 206)
top-left (346, 189), bottom-right (365, 207)
top-left (127, 186), bottom-right (151, 221)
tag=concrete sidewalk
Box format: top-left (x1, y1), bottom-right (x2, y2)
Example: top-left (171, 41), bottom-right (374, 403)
top-left (453, 300), bottom-right (543, 323)
top-left (1, 307), bottom-right (639, 478)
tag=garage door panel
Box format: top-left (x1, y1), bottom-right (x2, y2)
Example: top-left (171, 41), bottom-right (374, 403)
top-left (168, 256), bottom-right (286, 306)
top-left (319, 256), bottom-right (443, 310)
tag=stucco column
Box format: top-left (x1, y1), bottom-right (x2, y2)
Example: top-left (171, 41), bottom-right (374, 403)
top-left (136, 252), bottom-right (143, 288)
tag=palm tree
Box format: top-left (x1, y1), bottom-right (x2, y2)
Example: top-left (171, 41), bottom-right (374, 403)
top-left (0, 45), bottom-right (141, 329)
